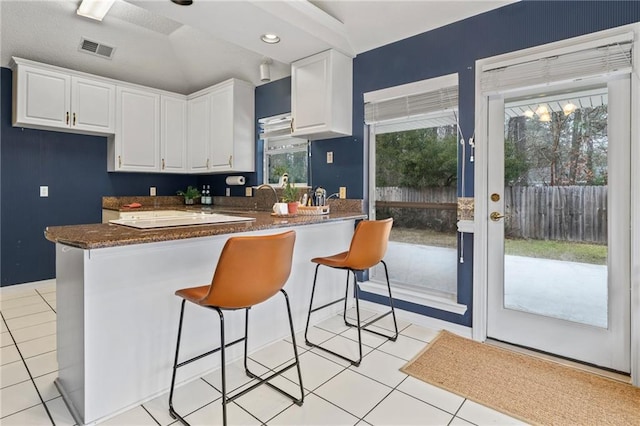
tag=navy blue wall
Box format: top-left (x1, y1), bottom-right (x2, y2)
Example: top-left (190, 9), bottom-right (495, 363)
top-left (0, 67), bottom-right (196, 286)
top-left (255, 0), bottom-right (640, 326)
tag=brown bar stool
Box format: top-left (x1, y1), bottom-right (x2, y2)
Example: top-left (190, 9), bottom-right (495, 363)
top-left (168, 230), bottom-right (304, 426)
top-left (304, 218), bottom-right (398, 366)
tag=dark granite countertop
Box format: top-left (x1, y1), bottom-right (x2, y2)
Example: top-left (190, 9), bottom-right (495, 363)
top-left (45, 209), bottom-right (366, 249)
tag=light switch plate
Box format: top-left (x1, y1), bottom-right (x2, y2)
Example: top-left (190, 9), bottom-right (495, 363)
top-left (150, 187), bottom-right (156, 196)
top-left (327, 151), bottom-right (333, 164)
top-left (339, 187), bottom-right (346, 199)
top-left (225, 188), bottom-right (230, 196)
top-left (40, 186), bottom-right (48, 197)
top-left (245, 187), bottom-right (253, 197)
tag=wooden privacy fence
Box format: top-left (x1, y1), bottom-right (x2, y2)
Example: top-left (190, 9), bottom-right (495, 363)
top-left (504, 185), bottom-right (607, 243)
top-left (375, 187), bottom-right (457, 232)
top-left (376, 186), bottom-right (607, 243)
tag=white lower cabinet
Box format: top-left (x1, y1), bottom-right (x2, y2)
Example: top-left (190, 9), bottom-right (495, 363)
top-left (109, 86), bottom-right (160, 172)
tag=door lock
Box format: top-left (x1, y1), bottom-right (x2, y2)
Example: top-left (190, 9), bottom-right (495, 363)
top-left (490, 211), bottom-right (505, 221)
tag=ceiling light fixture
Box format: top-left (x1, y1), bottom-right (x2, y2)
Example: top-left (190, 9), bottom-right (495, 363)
top-left (523, 110), bottom-right (535, 118)
top-left (538, 112), bottom-right (552, 122)
top-left (535, 105), bottom-right (548, 116)
top-left (261, 34), bottom-right (280, 44)
top-left (76, 0), bottom-right (116, 21)
top-left (260, 58), bottom-right (272, 83)
top-left (171, 0), bottom-right (193, 5)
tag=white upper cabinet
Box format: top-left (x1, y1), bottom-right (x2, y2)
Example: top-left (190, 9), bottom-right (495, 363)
top-left (187, 93), bottom-right (211, 172)
top-left (110, 86), bottom-right (160, 172)
top-left (71, 76), bottom-right (116, 134)
top-left (161, 94), bottom-right (187, 173)
top-left (187, 78), bottom-right (255, 174)
top-left (291, 49), bottom-right (352, 140)
top-left (12, 58), bottom-right (115, 134)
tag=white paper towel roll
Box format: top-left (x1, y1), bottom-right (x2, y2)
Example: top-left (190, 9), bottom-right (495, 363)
top-left (225, 176), bottom-right (246, 186)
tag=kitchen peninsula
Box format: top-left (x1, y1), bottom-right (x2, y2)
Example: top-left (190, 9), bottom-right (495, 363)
top-left (45, 204), bottom-right (365, 425)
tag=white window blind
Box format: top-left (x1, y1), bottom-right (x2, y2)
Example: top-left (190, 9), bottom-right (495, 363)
top-left (259, 113), bottom-right (293, 139)
top-left (481, 40), bottom-right (633, 95)
top-left (364, 85), bottom-right (458, 125)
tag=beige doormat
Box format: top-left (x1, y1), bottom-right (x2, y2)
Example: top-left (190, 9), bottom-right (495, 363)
top-left (401, 330), bottom-right (640, 426)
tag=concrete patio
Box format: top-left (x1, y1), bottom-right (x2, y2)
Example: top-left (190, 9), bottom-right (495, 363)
top-left (375, 241), bottom-right (607, 328)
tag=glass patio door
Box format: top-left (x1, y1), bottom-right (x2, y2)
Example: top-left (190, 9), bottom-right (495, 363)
top-left (486, 78), bottom-right (631, 372)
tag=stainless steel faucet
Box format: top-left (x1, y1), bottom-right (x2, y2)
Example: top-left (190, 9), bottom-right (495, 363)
top-left (256, 184), bottom-right (279, 206)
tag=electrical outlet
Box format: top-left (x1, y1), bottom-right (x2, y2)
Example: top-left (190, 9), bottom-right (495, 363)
top-left (225, 188), bottom-right (230, 196)
top-left (327, 151), bottom-right (333, 164)
top-left (339, 187), bottom-right (347, 199)
top-left (40, 186), bottom-right (48, 197)
top-left (245, 187), bottom-right (253, 197)
top-left (150, 187), bottom-right (156, 196)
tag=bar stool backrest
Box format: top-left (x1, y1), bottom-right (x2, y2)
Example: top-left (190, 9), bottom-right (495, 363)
top-left (342, 218), bottom-right (393, 270)
top-left (200, 230), bottom-right (296, 309)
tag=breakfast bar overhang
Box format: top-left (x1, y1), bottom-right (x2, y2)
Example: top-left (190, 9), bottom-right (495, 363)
top-left (45, 211), bottom-right (365, 425)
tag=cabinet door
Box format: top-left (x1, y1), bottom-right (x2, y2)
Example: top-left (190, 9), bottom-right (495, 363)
top-left (291, 52), bottom-right (330, 136)
top-left (14, 65), bottom-right (70, 129)
top-left (187, 94), bottom-right (211, 172)
top-left (71, 76), bottom-right (115, 134)
top-left (115, 87), bottom-right (160, 171)
top-left (209, 86), bottom-right (234, 172)
top-left (161, 95), bottom-right (187, 173)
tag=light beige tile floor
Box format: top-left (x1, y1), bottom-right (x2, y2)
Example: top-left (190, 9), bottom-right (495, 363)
top-left (0, 280), bottom-right (526, 425)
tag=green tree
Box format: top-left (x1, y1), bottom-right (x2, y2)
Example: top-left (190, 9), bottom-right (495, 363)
top-left (376, 127), bottom-right (458, 188)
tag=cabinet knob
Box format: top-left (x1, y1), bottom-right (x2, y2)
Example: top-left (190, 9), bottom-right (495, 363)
top-left (206, 158), bottom-right (210, 169)
top-left (118, 155), bottom-right (122, 168)
top-left (66, 112), bottom-right (69, 125)
top-left (73, 112), bottom-right (76, 126)
top-left (162, 158), bottom-right (165, 170)
top-left (290, 117), bottom-right (294, 133)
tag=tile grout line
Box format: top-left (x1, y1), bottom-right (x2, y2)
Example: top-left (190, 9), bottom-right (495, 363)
top-left (36, 289), bottom-right (57, 314)
top-left (0, 311), bottom-right (57, 425)
top-left (139, 403), bottom-right (162, 426)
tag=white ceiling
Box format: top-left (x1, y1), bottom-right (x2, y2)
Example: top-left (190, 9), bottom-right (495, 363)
top-left (0, 0), bottom-right (515, 95)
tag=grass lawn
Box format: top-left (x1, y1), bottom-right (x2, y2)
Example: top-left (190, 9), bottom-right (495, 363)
top-left (390, 227), bottom-right (607, 265)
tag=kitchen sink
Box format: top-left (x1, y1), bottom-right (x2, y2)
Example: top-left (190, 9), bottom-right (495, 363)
top-left (110, 210), bottom-right (255, 229)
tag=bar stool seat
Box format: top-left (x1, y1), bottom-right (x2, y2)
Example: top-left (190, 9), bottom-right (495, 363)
top-left (168, 231), bottom-right (304, 426)
top-left (304, 218), bottom-right (398, 366)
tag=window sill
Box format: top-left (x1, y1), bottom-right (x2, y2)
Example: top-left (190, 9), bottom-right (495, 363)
top-left (360, 279), bottom-right (468, 315)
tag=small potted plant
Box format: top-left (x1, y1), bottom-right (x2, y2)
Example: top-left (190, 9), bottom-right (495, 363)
top-left (281, 180), bottom-right (300, 215)
top-left (177, 186), bottom-right (201, 205)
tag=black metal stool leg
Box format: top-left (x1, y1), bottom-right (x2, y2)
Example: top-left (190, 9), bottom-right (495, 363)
top-left (281, 289), bottom-right (304, 405)
top-left (352, 270), bottom-right (363, 366)
top-left (382, 260), bottom-right (399, 340)
top-left (342, 270), bottom-right (350, 325)
top-left (304, 264), bottom-right (321, 344)
top-left (215, 307), bottom-right (228, 426)
top-left (168, 300), bottom-right (188, 424)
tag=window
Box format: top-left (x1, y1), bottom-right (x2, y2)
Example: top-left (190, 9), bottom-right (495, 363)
top-left (259, 114), bottom-right (309, 185)
top-left (363, 75), bottom-right (465, 312)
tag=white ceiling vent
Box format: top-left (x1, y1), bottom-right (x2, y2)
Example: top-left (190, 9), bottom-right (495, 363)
top-left (79, 38), bottom-right (115, 59)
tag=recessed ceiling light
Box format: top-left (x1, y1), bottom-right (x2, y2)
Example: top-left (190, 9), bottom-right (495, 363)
top-left (261, 34), bottom-right (281, 44)
top-left (171, 0), bottom-right (193, 5)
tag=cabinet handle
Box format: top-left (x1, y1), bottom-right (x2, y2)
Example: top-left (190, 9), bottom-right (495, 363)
top-left (66, 112), bottom-right (69, 125)
top-left (73, 113), bottom-right (76, 126)
top-left (290, 117), bottom-right (294, 133)
top-left (162, 158), bottom-right (165, 170)
top-left (228, 155), bottom-right (232, 167)
top-left (118, 155), bottom-right (122, 168)
top-left (206, 158), bottom-right (210, 169)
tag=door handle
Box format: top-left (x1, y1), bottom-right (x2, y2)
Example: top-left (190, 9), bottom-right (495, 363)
top-left (490, 211), bottom-right (505, 221)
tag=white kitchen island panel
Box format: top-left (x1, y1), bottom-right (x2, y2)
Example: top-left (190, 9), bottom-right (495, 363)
top-left (55, 220), bottom-right (355, 424)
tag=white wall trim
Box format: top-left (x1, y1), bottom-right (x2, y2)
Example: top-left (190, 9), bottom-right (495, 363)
top-left (360, 299), bottom-right (472, 338)
top-left (361, 280), bottom-right (467, 315)
top-left (474, 22), bottom-right (640, 386)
